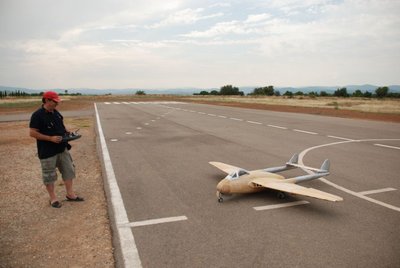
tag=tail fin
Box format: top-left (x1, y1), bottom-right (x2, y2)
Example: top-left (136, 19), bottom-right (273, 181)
top-left (288, 153), bottom-right (298, 165)
top-left (319, 159), bottom-right (330, 173)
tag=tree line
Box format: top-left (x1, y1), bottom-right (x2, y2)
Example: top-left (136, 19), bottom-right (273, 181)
top-left (0, 90), bottom-right (82, 99)
top-left (194, 85), bottom-right (400, 98)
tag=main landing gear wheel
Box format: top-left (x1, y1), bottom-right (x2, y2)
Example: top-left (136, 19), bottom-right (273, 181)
top-left (277, 192), bottom-right (287, 199)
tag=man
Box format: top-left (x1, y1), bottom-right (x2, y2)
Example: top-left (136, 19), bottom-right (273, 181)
top-left (29, 91), bottom-right (84, 208)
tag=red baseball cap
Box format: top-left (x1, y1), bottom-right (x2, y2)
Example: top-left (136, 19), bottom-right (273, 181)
top-left (43, 91), bottom-right (61, 103)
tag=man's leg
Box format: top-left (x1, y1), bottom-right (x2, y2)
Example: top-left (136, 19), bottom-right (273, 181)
top-left (59, 150), bottom-right (83, 201)
top-left (45, 183), bottom-right (57, 203)
top-left (40, 155), bottom-right (59, 206)
top-left (64, 178), bottom-right (77, 199)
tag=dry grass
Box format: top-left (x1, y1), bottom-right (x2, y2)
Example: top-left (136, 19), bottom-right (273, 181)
top-left (184, 95), bottom-right (400, 115)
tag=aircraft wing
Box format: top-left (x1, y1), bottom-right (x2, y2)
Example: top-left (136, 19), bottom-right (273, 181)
top-left (209, 162), bottom-right (242, 174)
top-left (251, 178), bottom-right (343, 202)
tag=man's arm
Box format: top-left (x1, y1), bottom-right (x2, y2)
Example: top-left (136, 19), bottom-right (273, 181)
top-left (29, 128), bottom-right (62, 143)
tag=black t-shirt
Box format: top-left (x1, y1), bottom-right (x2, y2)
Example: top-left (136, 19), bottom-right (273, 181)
top-left (29, 106), bottom-right (68, 159)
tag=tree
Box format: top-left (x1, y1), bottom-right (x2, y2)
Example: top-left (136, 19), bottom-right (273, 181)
top-left (199, 90), bottom-right (209, 95)
top-left (334, 87), bottom-right (349, 97)
top-left (352, 90), bottom-right (363, 97)
top-left (219, 85), bottom-right (243, 96)
top-left (375, 87), bottom-right (389, 98)
top-left (320, 91), bottom-right (329, 97)
top-left (363, 91), bottom-right (372, 98)
top-left (283, 91), bottom-right (293, 97)
top-left (135, 90), bottom-right (146, 95)
top-left (210, 90), bottom-right (219, 95)
top-left (251, 86), bottom-right (274, 96)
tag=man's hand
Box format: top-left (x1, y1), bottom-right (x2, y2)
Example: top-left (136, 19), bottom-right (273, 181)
top-left (49, 135), bottom-right (63, 143)
top-left (29, 128), bottom-right (62, 143)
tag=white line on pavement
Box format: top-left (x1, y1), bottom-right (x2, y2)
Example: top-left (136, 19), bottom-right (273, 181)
top-left (230, 117), bottom-right (243, 121)
top-left (267, 124), bottom-right (287, 129)
top-left (358, 188), bottom-right (397, 196)
top-left (327, 135), bottom-right (354, 141)
top-left (94, 103), bottom-right (142, 267)
top-left (253, 201), bottom-right (310, 211)
top-left (293, 129), bottom-right (318, 135)
top-left (122, 216), bottom-right (188, 228)
top-left (298, 139), bottom-right (400, 213)
top-left (247, 120), bottom-right (262, 125)
top-left (374, 144), bottom-right (400, 150)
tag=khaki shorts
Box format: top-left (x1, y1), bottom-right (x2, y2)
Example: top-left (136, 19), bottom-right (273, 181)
top-left (40, 149), bottom-right (75, 185)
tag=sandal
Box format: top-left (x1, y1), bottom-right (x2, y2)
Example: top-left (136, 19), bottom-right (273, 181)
top-left (50, 200), bottom-right (62, 208)
top-left (66, 196), bottom-right (84, 202)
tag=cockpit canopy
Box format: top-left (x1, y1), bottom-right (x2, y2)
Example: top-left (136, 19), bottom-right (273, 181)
top-left (226, 169), bottom-right (249, 180)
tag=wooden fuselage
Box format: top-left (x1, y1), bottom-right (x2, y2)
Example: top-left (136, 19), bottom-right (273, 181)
top-left (216, 170), bottom-right (285, 194)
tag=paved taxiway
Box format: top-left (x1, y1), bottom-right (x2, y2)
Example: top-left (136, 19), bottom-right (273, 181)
top-left (95, 102), bottom-right (400, 268)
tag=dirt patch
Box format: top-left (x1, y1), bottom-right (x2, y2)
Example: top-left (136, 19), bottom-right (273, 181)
top-left (0, 116), bottom-right (114, 267)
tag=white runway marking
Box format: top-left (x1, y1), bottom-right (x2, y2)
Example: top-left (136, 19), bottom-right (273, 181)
top-left (358, 188), bottom-right (397, 196)
top-left (327, 135), bottom-right (354, 141)
top-left (374, 144), bottom-right (400, 150)
top-left (218, 115), bottom-right (227, 118)
top-left (208, 113), bottom-right (216, 116)
top-left (230, 117), bottom-right (243, 121)
top-left (122, 216), bottom-right (188, 228)
top-left (267, 124), bottom-right (287, 130)
top-left (94, 104), bottom-right (142, 267)
top-left (110, 139), bottom-right (118, 142)
top-left (299, 138), bottom-right (400, 213)
top-left (113, 102), bottom-right (121, 104)
top-left (104, 102), bottom-right (111, 104)
top-left (247, 120), bottom-right (262, 125)
top-left (294, 129), bottom-right (318, 135)
top-left (254, 201), bottom-right (310, 211)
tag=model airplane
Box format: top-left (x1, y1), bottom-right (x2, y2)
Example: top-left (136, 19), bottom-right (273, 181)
top-left (209, 154), bottom-right (343, 203)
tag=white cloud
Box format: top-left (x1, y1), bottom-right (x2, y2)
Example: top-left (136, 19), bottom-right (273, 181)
top-left (0, 0), bottom-right (399, 88)
top-left (147, 8), bottom-right (223, 29)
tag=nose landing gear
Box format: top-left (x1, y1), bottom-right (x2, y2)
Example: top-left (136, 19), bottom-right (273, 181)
top-left (217, 191), bottom-right (224, 203)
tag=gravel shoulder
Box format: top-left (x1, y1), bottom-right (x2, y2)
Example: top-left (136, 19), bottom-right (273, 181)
top-left (0, 114), bottom-right (115, 267)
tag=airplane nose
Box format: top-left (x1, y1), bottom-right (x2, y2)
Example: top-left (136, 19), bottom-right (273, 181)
top-left (217, 180), bottom-right (231, 194)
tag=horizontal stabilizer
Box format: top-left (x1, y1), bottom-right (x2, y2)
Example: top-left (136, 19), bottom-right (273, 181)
top-left (287, 159), bottom-right (330, 173)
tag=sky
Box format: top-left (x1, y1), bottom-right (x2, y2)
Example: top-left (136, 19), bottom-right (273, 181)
top-left (0, 0), bottom-right (399, 90)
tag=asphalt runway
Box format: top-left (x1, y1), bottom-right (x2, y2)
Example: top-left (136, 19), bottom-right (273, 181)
top-left (95, 101), bottom-right (400, 268)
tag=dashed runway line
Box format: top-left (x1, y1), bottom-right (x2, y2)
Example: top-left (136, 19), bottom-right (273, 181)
top-left (267, 124), bottom-right (287, 130)
top-left (230, 117), bottom-right (243, 121)
top-left (293, 129), bottom-right (318, 135)
top-left (247, 120), bottom-right (262, 125)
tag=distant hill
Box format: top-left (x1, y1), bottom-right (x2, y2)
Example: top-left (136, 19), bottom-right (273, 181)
top-left (0, 85), bottom-right (399, 95)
